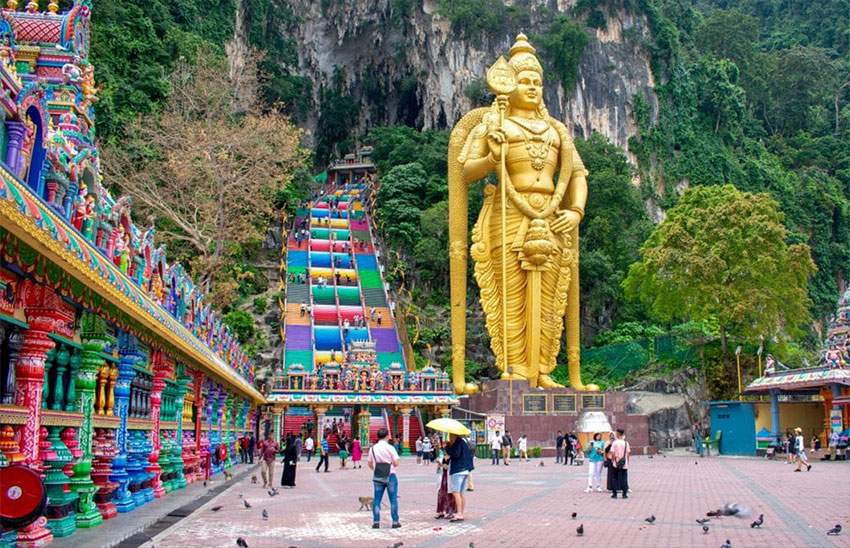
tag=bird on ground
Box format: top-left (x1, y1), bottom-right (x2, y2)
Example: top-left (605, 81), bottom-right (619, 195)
top-left (236, 538), bottom-right (248, 548)
top-left (262, 509), bottom-right (268, 521)
top-left (571, 512), bottom-right (577, 519)
top-left (387, 543), bottom-right (404, 548)
top-left (702, 525), bottom-right (710, 534)
top-left (203, 481), bottom-right (208, 487)
top-left (239, 493), bottom-right (243, 498)
top-left (827, 524), bottom-right (842, 535)
top-left (750, 514), bottom-right (764, 528)
top-left (720, 540), bottom-right (731, 548)
top-left (210, 506), bottom-right (223, 512)
top-left (576, 524), bottom-right (584, 537)
top-left (645, 515), bottom-right (656, 524)
top-left (648, 455), bottom-right (653, 459)
top-left (469, 544), bottom-right (474, 548)
top-left (268, 489), bottom-right (279, 497)
top-left (707, 503), bottom-right (751, 518)
top-left (224, 471), bottom-right (234, 481)
top-left (696, 518), bottom-right (710, 525)
top-left (243, 500), bottom-right (252, 509)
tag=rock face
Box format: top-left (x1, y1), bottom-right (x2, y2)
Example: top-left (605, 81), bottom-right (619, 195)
top-left (249, 0), bottom-right (658, 154)
top-left (626, 368), bottom-right (708, 449)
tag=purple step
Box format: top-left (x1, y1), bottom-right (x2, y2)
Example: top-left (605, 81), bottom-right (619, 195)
top-left (371, 328), bottom-right (400, 353)
top-left (285, 324), bottom-right (312, 351)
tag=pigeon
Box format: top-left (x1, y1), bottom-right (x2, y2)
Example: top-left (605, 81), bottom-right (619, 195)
top-left (387, 543), bottom-right (404, 548)
top-left (268, 489), bottom-right (279, 497)
top-left (750, 514), bottom-right (763, 528)
top-left (707, 503), bottom-right (751, 518)
top-left (243, 500), bottom-right (252, 509)
top-left (571, 512), bottom-right (577, 519)
top-left (203, 481), bottom-right (208, 487)
top-left (211, 505), bottom-right (223, 512)
top-left (827, 524), bottom-right (842, 535)
top-left (696, 518), bottom-right (710, 525)
top-left (703, 525), bottom-right (710, 534)
top-left (645, 515), bottom-right (656, 524)
top-left (576, 523), bottom-right (584, 536)
top-left (239, 493), bottom-right (243, 498)
top-left (236, 538), bottom-right (248, 548)
top-left (720, 540), bottom-right (731, 548)
top-left (262, 509), bottom-right (268, 521)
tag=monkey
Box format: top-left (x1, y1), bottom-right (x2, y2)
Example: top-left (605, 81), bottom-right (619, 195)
top-left (251, 475), bottom-right (258, 484)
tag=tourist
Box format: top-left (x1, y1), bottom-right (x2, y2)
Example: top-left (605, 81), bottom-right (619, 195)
top-left (416, 436), bottom-right (424, 464)
top-left (444, 432), bottom-right (474, 522)
top-left (294, 433), bottom-right (303, 462)
top-left (260, 434), bottom-right (279, 489)
top-left (829, 429), bottom-right (839, 460)
top-left (315, 437), bottom-right (330, 473)
top-left (794, 427), bottom-right (812, 472)
top-left (466, 436), bottom-right (476, 491)
top-left (518, 434), bottom-right (528, 461)
top-left (785, 430), bottom-right (795, 464)
top-left (502, 430), bottom-right (513, 465)
top-left (377, 311), bottom-right (383, 325)
top-left (435, 441), bottom-right (457, 519)
top-left (565, 432), bottom-right (576, 466)
top-left (693, 422), bottom-right (702, 455)
top-left (609, 429), bottom-right (630, 499)
top-left (247, 433), bottom-right (255, 464)
top-left (339, 437), bottom-right (350, 469)
top-left (604, 432), bottom-right (616, 493)
top-left (352, 438), bottom-right (362, 469)
top-left (584, 433), bottom-right (605, 492)
top-left (300, 303), bottom-right (306, 317)
top-left (422, 435), bottom-right (433, 465)
top-left (490, 430), bottom-right (502, 465)
top-left (370, 306), bottom-right (377, 321)
top-left (368, 428), bottom-right (401, 529)
top-left (555, 430), bottom-right (564, 464)
top-left (281, 433), bottom-right (298, 488)
top-left (304, 434), bottom-right (314, 462)
top-left (238, 435), bottom-right (247, 464)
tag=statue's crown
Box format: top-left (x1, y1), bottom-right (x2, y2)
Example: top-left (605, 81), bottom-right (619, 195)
top-left (508, 33), bottom-right (543, 76)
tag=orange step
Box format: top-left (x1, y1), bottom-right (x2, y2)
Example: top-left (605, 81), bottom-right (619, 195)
top-left (286, 303), bottom-right (311, 325)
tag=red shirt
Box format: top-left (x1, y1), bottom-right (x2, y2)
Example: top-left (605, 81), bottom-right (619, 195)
top-left (261, 441), bottom-right (279, 462)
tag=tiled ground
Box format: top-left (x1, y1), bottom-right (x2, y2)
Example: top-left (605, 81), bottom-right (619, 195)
top-left (146, 454), bottom-right (850, 548)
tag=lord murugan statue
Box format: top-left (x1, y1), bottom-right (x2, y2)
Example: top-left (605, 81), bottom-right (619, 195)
top-left (449, 33), bottom-right (593, 394)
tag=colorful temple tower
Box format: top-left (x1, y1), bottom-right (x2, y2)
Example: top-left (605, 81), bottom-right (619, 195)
top-left (0, 2), bottom-right (262, 546)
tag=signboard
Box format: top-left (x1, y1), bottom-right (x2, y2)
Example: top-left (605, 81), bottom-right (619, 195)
top-left (552, 394), bottom-right (577, 414)
top-left (831, 409), bottom-right (843, 433)
top-left (581, 394), bottom-right (606, 410)
top-left (486, 414), bottom-right (505, 441)
top-left (0, 268), bottom-right (18, 316)
top-left (522, 394), bottom-right (547, 414)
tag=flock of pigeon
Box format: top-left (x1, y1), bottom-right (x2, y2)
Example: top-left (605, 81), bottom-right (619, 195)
top-left (572, 502), bottom-right (842, 547)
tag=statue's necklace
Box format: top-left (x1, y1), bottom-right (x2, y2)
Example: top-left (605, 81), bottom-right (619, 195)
top-left (509, 117), bottom-right (552, 172)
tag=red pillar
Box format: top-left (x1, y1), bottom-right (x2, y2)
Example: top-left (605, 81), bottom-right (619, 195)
top-left (146, 350), bottom-right (172, 499)
top-left (15, 280), bottom-right (74, 547)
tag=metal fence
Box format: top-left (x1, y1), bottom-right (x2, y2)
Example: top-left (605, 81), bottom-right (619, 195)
top-left (581, 334), bottom-right (698, 382)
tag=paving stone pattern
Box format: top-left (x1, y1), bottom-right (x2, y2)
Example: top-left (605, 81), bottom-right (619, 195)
top-left (145, 455), bottom-right (850, 548)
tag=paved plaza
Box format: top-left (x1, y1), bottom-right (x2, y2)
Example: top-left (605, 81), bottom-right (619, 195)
top-left (129, 454), bottom-right (850, 548)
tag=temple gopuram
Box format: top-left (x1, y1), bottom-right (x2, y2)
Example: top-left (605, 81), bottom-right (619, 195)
top-left (0, 1), bottom-right (263, 545)
top-left (269, 149), bottom-right (458, 455)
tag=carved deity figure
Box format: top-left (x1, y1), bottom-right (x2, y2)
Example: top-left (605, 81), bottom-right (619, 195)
top-left (824, 344), bottom-right (846, 369)
top-left (448, 34), bottom-right (592, 394)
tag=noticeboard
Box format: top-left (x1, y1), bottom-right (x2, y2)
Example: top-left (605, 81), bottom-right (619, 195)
top-left (552, 394), bottom-right (577, 414)
top-left (523, 394), bottom-right (547, 414)
top-left (581, 394), bottom-right (606, 410)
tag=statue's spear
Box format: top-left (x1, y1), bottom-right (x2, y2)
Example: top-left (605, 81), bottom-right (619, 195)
top-left (486, 58), bottom-right (517, 380)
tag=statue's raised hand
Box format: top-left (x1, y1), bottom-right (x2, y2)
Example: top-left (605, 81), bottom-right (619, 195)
top-left (551, 209), bottom-right (581, 234)
top-left (486, 127), bottom-right (507, 161)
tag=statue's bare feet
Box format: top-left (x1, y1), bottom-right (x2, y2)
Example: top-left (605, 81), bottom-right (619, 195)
top-left (454, 382), bottom-right (479, 395)
top-left (537, 375), bottom-right (564, 388)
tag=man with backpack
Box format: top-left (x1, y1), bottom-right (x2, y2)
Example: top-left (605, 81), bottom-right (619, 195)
top-left (609, 429), bottom-right (630, 499)
top-left (368, 428), bottom-right (400, 529)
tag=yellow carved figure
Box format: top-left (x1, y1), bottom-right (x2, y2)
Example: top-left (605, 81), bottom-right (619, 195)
top-left (448, 34), bottom-right (591, 394)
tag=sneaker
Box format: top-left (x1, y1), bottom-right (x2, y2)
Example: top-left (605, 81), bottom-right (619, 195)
top-left (372, 523), bottom-right (380, 529)
top-left (596, 487), bottom-right (602, 492)
top-left (611, 493), bottom-right (618, 499)
top-left (392, 522), bottom-right (401, 529)
top-left (584, 487), bottom-right (593, 493)
top-left (622, 494), bottom-right (629, 499)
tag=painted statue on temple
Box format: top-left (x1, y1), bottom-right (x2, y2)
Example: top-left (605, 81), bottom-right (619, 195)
top-left (448, 33), bottom-right (594, 394)
top-left (764, 354), bottom-right (776, 376)
top-left (824, 344), bottom-right (846, 369)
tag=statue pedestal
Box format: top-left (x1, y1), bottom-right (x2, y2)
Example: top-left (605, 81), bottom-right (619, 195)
top-left (459, 379), bottom-right (653, 455)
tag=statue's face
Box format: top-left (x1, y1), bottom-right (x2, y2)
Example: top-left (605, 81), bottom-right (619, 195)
top-left (509, 70), bottom-right (543, 110)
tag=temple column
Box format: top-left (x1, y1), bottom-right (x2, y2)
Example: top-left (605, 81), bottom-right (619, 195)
top-left (272, 406), bottom-right (284, 444)
top-left (70, 312), bottom-right (110, 528)
top-left (110, 331), bottom-right (139, 512)
top-left (769, 389), bottom-right (781, 442)
top-left (357, 409), bottom-right (371, 449)
top-left (15, 282), bottom-right (74, 548)
top-left (398, 407), bottom-right (412, 455)
top-left (191, 371), bottom-right (206, 480)
top-left (4, 120), bottom-right (26, 175)
top-left (313, 405), bottom-right (329, 443)
top-left (173, 370), bottom-right (190, 488)
top-left (224, 391), bottom-right (234, 468)
top-left (148, 350), bottom-right (171, 498)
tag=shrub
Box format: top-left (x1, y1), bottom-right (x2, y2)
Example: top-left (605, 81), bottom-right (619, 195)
top-left (253, 296), bottom-right (268, 314)
top-left (532, 447), bottom-right (542, 458)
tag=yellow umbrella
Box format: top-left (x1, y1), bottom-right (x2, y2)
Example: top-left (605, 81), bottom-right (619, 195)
top-left (426, 418), bottom-right (470, 436)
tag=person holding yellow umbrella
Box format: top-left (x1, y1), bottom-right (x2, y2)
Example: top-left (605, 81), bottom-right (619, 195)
top-left (427, 418), bottom-right (475, 522)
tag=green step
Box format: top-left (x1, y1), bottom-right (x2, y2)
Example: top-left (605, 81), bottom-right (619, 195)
top-left (287, 285), bottom-right (310, 304)
top-left (312, 286), bottom-right (336, 305)
top-left (377, 352), bottom-right (404, 369)
top-left (285, 350), bottom-right (314, 370)
top-left (358, 270), bottom-right (383, 289)
top-left (352, 230), bottom-right (371, 241)
top-left (332, 229), bottom-right (350, 240)
top-left (311, 228), bottom-right (330, 239)
top-left (337, 286), bottom-right (362, 306)
top-left (362, 288), bottom-right (387, 307)
top-left (287, 266), bottom-right (306, 276)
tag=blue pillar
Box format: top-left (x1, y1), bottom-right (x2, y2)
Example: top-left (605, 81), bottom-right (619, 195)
top-left (769, 388), bottom-right (781, 442)
top-left (832, 384), bottom-right (843, 431)
top-left (110, 331), bottom-right (139, 513)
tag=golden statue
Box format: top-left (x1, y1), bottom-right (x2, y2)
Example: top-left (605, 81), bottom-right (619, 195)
top-left (448, 33), bottom-right (592, 394)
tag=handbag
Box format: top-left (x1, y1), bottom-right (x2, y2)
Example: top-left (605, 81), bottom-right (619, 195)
top-left (616, 442), bottom-right (629, 469)
top-left (371, 447), bottom-right (392, 485)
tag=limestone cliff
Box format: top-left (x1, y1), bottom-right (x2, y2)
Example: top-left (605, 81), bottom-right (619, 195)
top-left (247, 0), bottom-right (658, 155)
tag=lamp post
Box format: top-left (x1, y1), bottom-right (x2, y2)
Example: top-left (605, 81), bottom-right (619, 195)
top-left (735, 345), bottom-right (743, 401)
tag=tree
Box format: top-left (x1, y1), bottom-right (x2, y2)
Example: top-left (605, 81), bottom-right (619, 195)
top-left (623, 184), bottom-right (816, 354)
top-left (101, 45), bottom-right (308, 303)
top-left (532, 15), bottom-right (590, 93)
